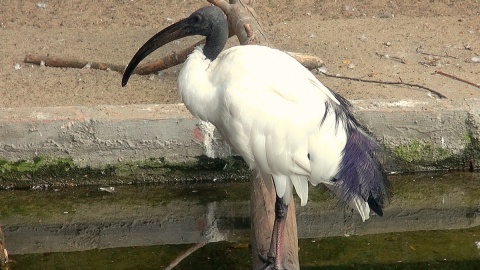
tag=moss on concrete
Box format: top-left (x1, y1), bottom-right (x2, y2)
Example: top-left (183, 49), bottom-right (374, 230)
top-left (462, 131), bottom-right (480, 171)
top-left (392, 140), bottom-right (452, 170)
top-left (391, 131), bottom-right (480, 171)
top-left (0, 155), bottom-right (250, 189)
top-left (0, 157), bottom-right (116, 187)
top-left (3, 130), bottom-right (480, 187)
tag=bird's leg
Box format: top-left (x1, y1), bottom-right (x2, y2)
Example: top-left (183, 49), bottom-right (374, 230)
top-left (273, 195), bottom-right (288, 269)
top-left (258, 195), bottom-right (289, 270)
top-left (266, 216), bottom-right (278, 261)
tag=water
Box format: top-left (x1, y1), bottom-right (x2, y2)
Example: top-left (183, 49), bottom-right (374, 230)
top-left (8, 227), bottom-right (480, 269)
top-left (2, 172), bottom-right (480, 269)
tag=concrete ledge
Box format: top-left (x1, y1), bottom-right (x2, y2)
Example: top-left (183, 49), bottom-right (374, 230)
top-left (1, 99), bottom-right (480, 171)
top-left (0, 104), bottom-right (223, 168)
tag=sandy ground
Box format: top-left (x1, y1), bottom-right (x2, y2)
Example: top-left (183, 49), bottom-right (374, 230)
top-left (0, 0), bottom-right (479, 108)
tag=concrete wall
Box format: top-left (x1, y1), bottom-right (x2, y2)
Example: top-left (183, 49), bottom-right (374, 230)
top-left (2, 99), bottom-right (479, 171)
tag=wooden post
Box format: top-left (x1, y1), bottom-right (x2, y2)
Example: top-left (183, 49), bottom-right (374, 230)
top-left (209, 0), bottom-right (300, 268)
top-left (250, 172), bottom-right (299, 269)
top-left (0, 225), bottom-right (8, 267)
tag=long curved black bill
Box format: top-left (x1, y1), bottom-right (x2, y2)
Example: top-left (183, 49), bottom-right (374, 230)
top-left (121, 18), bottom-right (192, 87)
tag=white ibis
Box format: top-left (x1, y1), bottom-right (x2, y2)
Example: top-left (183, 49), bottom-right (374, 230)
top-left (122, 6), bottom-right (388, 270)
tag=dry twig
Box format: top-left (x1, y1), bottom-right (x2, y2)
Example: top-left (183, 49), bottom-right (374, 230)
top-left (320, 72), bottom-right (447, 99)
top-left (375, 52), bottom-right (406, 64)
top-left (416, 46), bottom-right (459, 59)
top-left (164, 242), bottom-right (206, 270)
top-left (435, 70), bottom-right (480, 89)
top-left (244, 23), bottom-right (256, 42)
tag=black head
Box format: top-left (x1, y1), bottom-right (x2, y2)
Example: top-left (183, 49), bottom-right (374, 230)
top-left (122, 6), bottom-right (228, 87)
top-left (184, 6), bottom-right (227, 38)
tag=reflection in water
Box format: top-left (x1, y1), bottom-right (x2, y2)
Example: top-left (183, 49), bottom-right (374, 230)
top-left (2, 172), bottom-right (480, 269)
top-left (10, 227), bottom-right (480, 269)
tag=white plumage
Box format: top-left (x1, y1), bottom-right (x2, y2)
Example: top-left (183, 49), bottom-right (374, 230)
top-left (179, 45), bottom-right (351, 206)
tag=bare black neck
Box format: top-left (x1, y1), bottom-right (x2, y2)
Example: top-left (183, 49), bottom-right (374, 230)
top-left (203, 17), bottom-right (228, 61)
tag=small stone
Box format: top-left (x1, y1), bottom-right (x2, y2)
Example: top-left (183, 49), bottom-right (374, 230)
top-left (99, 187), bottom-right (116, 193)
top-left (316, 66), bottom-right (328, 74)
top-left (358, 35), bottom-right (367, 41)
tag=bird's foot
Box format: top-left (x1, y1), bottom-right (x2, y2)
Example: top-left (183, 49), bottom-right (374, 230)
top-left (256, 253), bottom-right (287, 270)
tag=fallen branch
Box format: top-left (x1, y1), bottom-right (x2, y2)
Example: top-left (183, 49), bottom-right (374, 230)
top-left (320, 72), bottom-right (447, 99)
top-left (24, 54), bottom-right (126, 73)
top-left (24, 49), bottom-right (322, 75)
top-left (435, 70), bottom-right (480, 89)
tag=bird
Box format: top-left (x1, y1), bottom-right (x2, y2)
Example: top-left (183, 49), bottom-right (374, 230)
top-left (122, 5), bottom-right (388, 270)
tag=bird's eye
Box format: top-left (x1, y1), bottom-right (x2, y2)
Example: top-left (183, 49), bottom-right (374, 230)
top-left (192, 14), bottom-right (202, 23)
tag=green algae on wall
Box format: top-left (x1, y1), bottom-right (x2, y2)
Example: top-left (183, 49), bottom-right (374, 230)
top-left (391, 131), bottom-right (480, 171)
top-left (3, 132), bottom-right (480, 186)
top-left (0, 156), bottom-right (117, 188)
top-left (0, 155), bottom-right (250, 189)
top-left (392, 140), bottom-right (451, 170)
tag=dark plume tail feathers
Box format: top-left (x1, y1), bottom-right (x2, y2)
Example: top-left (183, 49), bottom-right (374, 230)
top-left (329, 93), bottom-right (388, 217)
top-left (338, 128), bottom-right (387, 216)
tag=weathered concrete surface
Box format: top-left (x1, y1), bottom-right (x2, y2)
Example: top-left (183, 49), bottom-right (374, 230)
top-left (0, 104), bottom-right (231, 168)
top-left (353, 99), bottom-right (469, 151)
top-left (1, 99), bottom-right (480, 171)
